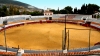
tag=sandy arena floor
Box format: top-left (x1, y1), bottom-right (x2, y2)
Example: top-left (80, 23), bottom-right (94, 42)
top-left (0, 23), bottom-right (100, 50)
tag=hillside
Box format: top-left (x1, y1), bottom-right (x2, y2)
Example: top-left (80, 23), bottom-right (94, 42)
top-left (0, 0), bottom-right (40, 10)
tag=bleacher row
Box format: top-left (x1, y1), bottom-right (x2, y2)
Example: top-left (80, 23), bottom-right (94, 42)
top-left (0, 19), bottom-right (100, 32)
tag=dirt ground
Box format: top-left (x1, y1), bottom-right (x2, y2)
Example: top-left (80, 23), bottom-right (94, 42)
top-left (0, 23), bottom-right (100, 50)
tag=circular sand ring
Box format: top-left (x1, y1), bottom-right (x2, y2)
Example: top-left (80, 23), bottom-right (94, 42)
top-left (0, 20), bottom-right (100, 50)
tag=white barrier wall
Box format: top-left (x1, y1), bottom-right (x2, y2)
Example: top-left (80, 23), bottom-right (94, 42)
top-left (31, 16), bottom-right (44, 18)
top-left (0, 14), bottom-right (65, 24)
top-left (0, 15), bottom-right (31, 24)
top-left (0, 15), bottom-right (47, 24)
top-left (1, 14), bottom-right (99, 25)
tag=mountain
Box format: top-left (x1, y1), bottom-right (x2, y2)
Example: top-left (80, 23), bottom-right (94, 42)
top-left (0, 0), bottom-right (41, 10)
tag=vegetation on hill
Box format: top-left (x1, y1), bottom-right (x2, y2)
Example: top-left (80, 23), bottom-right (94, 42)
top-left (0, 5), bottom-right (43, 17)
top-left (0, 0), bottom-right (43, 16)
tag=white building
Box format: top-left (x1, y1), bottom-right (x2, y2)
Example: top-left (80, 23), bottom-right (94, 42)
top-left (44, 8), bottom-right (53, 20)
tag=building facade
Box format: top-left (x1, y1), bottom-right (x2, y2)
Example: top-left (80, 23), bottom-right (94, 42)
top-left (44, 8), bottom-right (53, 20)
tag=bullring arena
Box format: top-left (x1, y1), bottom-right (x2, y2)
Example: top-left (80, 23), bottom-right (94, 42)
top-left (0, 14), bottom-right (100, 56)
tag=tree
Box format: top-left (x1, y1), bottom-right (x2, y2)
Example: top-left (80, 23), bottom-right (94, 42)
top-left (74, 7), bottom-right (78, 14)
top-left (50, 9), bottom-right (58, 14)
top-left (30, 11), bottom-right (43, 16)
top-left (77, 9), bottom-right (81, 14)
top-left (50, 9), bottom-right (56, 13)
top-left (81, 4), bottom-right (100, 15)
top-left (64, 6), bottom-right (73, 14)
top-left (60, 9), bottom-right (66, 14)
top-left (57, 7), bottom-right (60, 14)
top-left (1, 6), bottom-right (8, 16)
top-left (99, 7), bottom-right (100, 12)
top-left (9, 5), bottom-right (14, 15)
top-left (87, 4), bottom-right (94, 14)
top-left (15, 9), bottom-right (20, 15)
top-left (0, 8), bottom-right (2, 16)
top-left (81, 4), bottom-right (87, 14)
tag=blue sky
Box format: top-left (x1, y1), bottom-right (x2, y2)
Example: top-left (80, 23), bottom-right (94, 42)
top-left (16, 0), bottom-right (100, 10)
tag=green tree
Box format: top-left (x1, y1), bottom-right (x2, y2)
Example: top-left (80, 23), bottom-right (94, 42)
top-left (50, 9), bottom-right (58, 14)
top-left (82, 4), bottom-right (99, 14)
top-left (0, 6), bottom-right (8, 16)
top-left (76, 3), bottom-right (100, 15)
top-left (0, 8), bottom-right (2, 16)
top-left (74, 7), bottom-right (78, 14)
top-left (57, 7), bottom-right (60, 14)
top-left (30, 11), bottom-right (43, 16)
top-left (60, 9), bottom-right (66, 14)
top-left (50, 9), bottom-right (55, 13)
top-left (64, 6), bottom-right (73, 14)
top-left (9, 5), bottom-right (14, 15)
top-left (77, 9), bottom-right (81, 14)
top-left (81, 4), bottom-right (87, 14)
top-left (15, 9), bottom-right (20, 15)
